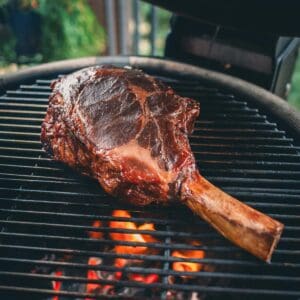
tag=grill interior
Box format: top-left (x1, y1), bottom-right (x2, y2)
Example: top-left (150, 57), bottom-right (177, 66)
top-left (0, 67), bottom-right (299, 299)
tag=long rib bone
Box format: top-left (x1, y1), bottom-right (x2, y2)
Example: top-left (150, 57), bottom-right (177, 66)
top-left (181, 172), bottom-right (284, 262)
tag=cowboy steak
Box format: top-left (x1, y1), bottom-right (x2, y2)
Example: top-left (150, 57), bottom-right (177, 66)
top-left (41, 65), bottom-right (283, 262)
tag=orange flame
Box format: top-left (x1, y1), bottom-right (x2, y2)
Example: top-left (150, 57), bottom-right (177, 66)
top-left (110, 210), bottom-right (160, 284)
top-left (109, 210), bottom-right (157, 255)
top-left (172, 242), bottom-right (204, 274)
top-left (86, 210), bottom-right (204, 291)
top-left (88, 220), bottom-right (104, 239)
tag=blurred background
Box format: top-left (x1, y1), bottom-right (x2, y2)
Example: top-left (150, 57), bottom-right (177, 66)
top-left (0, 0), bottom-right (299, 110)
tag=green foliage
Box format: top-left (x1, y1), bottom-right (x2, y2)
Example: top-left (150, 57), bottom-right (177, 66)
top-left (288, 50), bottom-right (300, 110)
top-left (18, 0), bottom-right (37, 9)
top-left (37, 0), bottom-right (106, 62)
top-left (0, 0), bottom-right (106, 67)
top-left (0, 0), bottom-right (9, 7)
top-left (0, 1), bottom-right (16, 67)
top-left (140, 2), bottom-right (171, 56)
top-left (0, 32), bottom-right (16, 66)
top-left (156, 8), bottom-right (171, 56)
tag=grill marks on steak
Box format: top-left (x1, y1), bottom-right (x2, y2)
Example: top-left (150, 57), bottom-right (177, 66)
top-left (41, 66), bottom-right (199, 205)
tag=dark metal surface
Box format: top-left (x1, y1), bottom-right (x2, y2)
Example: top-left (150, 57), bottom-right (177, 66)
top-left (271, 38), bottom-right (300, 97)
top-left (144, 0), bottom-right (300, 36)
top-left (0, 59), bottom-right (300, 299)
top-left (165, 16), bottom-right (300, 98)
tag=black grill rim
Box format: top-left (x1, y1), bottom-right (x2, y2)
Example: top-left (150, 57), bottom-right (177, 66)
top-left (1, 56), bottom-right (300, 142)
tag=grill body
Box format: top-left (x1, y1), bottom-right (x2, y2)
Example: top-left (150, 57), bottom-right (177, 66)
top-left (0, 57), bottom-right (299, 299)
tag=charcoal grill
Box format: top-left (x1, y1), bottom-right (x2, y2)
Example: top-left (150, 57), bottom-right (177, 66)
top-left (0, 56), bottom-right (300, 299)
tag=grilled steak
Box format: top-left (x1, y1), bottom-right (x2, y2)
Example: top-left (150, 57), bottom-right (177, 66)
top-left (41, 65), bottom-right (283, 262)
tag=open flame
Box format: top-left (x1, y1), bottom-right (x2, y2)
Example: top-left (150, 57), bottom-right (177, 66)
top-left (109, 209), bottom-right (158, 254)
top-left (86, 210), bottom-right (160, 296)
top-left (171, 241), bottom-right (204, 274)
top-left (88, 220), bottom-right (104, 239)
top-left (110, 210), bottom-right (159, 284)
top-left (51, 209), bottom-right (205, 298)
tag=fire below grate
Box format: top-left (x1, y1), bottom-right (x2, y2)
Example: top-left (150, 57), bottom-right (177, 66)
top-left (0, 67), bottom-right (299, 300)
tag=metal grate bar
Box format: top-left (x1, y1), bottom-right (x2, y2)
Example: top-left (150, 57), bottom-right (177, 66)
top-left (2, 270), bottom-right (298, 289)
top-left (1, 191), bottom-right (300, 207)
top-left (1, 254), bottom-right (299, 270)
top-left (0, 284), bottom-right (298, 298)
top-left (0, 220), bottom-right (298, 246)
top-left (0, 286), bottom-right (126, 299)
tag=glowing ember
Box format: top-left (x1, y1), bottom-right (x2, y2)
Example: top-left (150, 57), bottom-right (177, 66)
top-left (52, 270), bottom-right (63, 300)
top-left (42, 212), bottom-right (207, 299)
top-left (130, 273), bottom-right (159, 284)
top-left (109, 210), bottom-right (158, 255)
top-left (88, 220), bottom-right (104, 239)
top-left (172, 242), bottom-right (204, 274)
top-left (86, 256), bottom-right (160, 297)
top-left (85, 210), bottom-right (161, 296)
top-left (86, 257), bottom-right (101, 293)
top-left (47, 210), bottom-right (207, 298)
top-left (110, 210), bottom-right (160, 284)
top-left (86, 257), bottom-right (114, 295)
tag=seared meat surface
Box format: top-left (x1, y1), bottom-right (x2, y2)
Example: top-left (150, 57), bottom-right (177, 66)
top-left (41, 66), bottom-right (283, 262)
top-left (41, 66), bottom-right (199, 205)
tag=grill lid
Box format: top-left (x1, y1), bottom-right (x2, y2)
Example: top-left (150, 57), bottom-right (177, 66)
top-left (0, 57), bottom-right (299, 299)
top-left (144, 0), bottom-right (300, 36)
